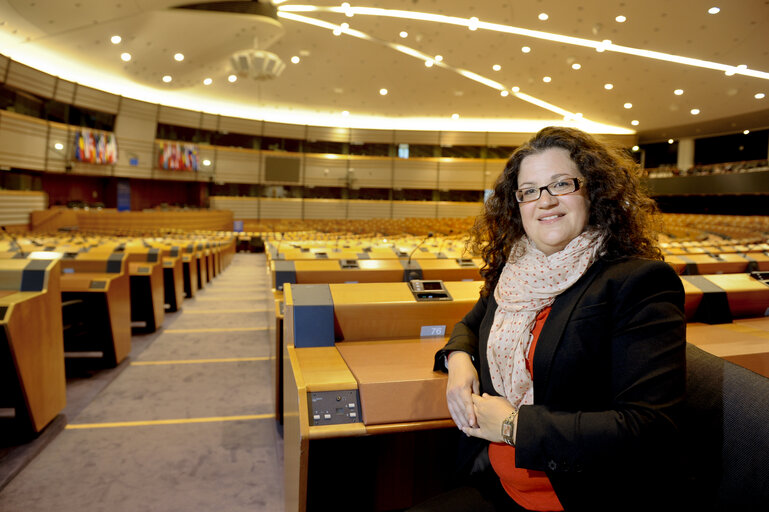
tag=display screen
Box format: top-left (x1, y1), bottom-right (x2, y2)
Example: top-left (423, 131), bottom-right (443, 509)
top-left (422, 281), bottom-right (443, 290)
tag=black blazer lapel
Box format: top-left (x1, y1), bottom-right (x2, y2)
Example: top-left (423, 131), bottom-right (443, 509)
top-left (531, 259), bottom-right (609, 402)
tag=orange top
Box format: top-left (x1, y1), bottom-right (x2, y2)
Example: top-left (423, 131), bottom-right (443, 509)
top-left (488, 307), bottom-right (564, 511)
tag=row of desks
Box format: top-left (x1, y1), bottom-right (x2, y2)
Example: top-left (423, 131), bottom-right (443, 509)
top-left (0, 234), bottom-right (236, 437)
top-left (278, 268), bottom-right (769, 511)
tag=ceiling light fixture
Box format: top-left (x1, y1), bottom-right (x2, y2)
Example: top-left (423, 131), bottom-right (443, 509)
top-left (674, 89), bottom-right (684, 95)
top-left (162, 75), bottom-right (172, 83)
top-left (425, 59), bottom-right (434, 67)
top-left (632, 145), bottom-right (639, 151)
top-left (668, 139), bottom-right (675, 144)
top-left (492, 64), bottom-right (501, 71)
top-left (708, 7), bottom-right (720, 14)
top-left (379, 88), bottom-right (388, 95)
top-left (468, 17), bottom-right (479, 31)
top-left (291, 56), bottom-right (300, 63)
top-left (543, 76), bottom-right (551, 82)
top-left (511, 86), bottom-right (520, 92)
top-left (521, 46), bottom-right (531, 53)
top-left (203, 159), bottom-right (212, 166)
top-left (743, 130), bottom-right (750, 134)
top-left (604, 83), bottom-right (614, 90)
top-left (434, 55), bottom-right (443, 62)
top-left (174, 53), bottom-right (184, 62)
top-left (120, 52), bottom-right (131, 62)
top-left (399, 31), bottom-right (408, 38)
top-left (631, 120), bottom-right (639, 126)
top-left (228, 74), bottom-right (237, 83)
top-left (572, 63), bottom-right (581, 70)
top-left (538, 13), bottom-right (549, 21)
top-left (451, 113), bottom-right (459, 119)
top-left (500, 90), bottom-right (509, 97)
top-left (279, 6), bottom-right (769, 80)
top-left (690, 108), bottom-right (700, 115)
top-left (203, 78), bottom-right (212, 85)
top-left (342, 110), bottom-right (349, 116)
top-left (333, 27), bottom-right (342, 35)
top-left (615, 15), bottom-right (627, 23)
top-left (54, 142), bottom-right (64, 150)
top-left (110, 35), bottom-right (121, 45)
top-left (756, 93), bottom-right (766, 99)
top-left (624, 102), bottom-right (633, 109)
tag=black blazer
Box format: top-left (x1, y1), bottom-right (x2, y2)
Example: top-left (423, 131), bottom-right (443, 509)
top-left (435, 257), bottom-right (687, 511)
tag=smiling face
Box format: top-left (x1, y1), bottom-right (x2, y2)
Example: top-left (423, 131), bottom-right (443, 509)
top-left (516, 147), bottom-right (590, 256)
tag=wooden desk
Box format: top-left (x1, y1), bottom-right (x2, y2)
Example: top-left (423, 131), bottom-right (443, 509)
top-left (0, 258), bottom-right (66, 433)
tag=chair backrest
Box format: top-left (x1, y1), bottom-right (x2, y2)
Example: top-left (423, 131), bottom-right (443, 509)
top-left (682, 343), bottom-right (769, 510)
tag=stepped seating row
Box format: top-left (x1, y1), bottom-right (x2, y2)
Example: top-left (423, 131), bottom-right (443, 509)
top-left (0, 232), bottom-right (236, 437)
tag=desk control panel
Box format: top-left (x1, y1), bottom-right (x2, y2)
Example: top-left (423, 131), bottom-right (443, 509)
top-left (308, 390), bottom-right (361, 426)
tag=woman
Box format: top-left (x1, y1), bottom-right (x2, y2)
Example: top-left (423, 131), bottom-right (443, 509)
top-left (418, 127), bottom-right (686, 511)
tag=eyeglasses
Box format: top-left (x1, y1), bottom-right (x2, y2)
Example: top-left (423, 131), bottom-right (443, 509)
top-left (514, 178), bottom-right (584, 203)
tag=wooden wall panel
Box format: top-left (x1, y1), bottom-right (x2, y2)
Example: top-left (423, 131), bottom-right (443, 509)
top-left (260, 198), bottom-right (302, 219)
top-left (348, 158), bottom-right (392, 188)
top-left (394, 130), bottom-right (441, 145)
top-left (347, 200), bottom-right (392, 219)
top-left (4, 61), bottom-right (56, 98)
top-left (52, 79), bottom-right (76, 104)
top-left (350, 128), bottom-right (393, 144)
top-left (392, 201), bottom-right (438, 219)
top-left (157, 106), bottom-right (201, 128)
top-left (303, 199), bottom-right (344, 219)
top-left (112, 138), bottom-right (154, 179)
top-left (438, 159), bottom-right (486, 190)
top-left (45, 124), bottom-right (72, 174)
top-left (440, 131), bottom-right (487, 147)
top-left (214, 147), bottom-right (261, 184)
top-left (72, 85), bottom-right (120, 114)
top-left (0, 112), bottom-right (48, 170)
top-left (218, 116), bottom-right (263, 136)
top-left (0, 190), bottom-right (48, 226)
top-left (393, 159), bottom-right (438, 189)
top-left (436, 201), bottom-right (482, 218)
top-left (307, 126), bottom-right (349, 143)
top-left (210, 196), bottom-right (260, 219)
top-left (263, 121), bottom-right (306, 140)
top-left (303, 154), bottom-right (348, 187)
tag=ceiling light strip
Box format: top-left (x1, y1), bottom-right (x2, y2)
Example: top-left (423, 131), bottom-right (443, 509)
top-left (281, 5), bottom-right (769, 80)
top-left (279, 11), bottom-right (588, 123)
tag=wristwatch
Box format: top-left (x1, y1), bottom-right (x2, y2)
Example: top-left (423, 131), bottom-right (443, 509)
top-left (501, 409), bottom-right (519, 446)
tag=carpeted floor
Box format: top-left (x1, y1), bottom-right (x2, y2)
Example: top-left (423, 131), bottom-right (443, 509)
top-left (0, 253), bottom-right (284, 511)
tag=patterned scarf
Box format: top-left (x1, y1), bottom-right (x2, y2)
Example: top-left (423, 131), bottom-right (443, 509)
top-left (488, 231), bottom-right (603, 406)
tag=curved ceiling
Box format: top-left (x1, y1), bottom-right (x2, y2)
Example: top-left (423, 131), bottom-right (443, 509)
top-left (0, 0), bottom-right (767, 140)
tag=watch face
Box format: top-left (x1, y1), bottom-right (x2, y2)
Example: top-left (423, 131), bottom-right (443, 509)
top-left (502, 422), bottom-right (512, 437)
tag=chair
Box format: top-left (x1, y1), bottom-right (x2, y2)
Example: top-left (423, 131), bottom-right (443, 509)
top-left (681, 343), bottom-right (769, 510)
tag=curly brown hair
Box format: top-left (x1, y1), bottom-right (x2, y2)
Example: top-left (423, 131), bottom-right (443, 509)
top-left (470, 126), bottom-right (662, 296)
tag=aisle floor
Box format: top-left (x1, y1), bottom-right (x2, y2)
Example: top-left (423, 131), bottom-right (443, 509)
top-left (0, 253), bottom-right (284, 511)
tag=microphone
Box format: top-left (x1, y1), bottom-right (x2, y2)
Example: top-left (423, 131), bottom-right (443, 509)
top-left (2, 226), bottom-right (25, 256)
top-left (407, 232), bottom-right (433, 266)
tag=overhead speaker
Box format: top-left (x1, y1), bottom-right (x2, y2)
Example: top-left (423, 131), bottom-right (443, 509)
top-left (230, 49), bottom-right (286, 80)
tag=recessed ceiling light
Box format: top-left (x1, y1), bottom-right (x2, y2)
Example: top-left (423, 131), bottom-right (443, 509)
top-left (521, 46), bottom-right (531, 53)
top-left (341, 22), bottom-right (349, 30)
top-left (543, 76), bottom-right (551, 82)
top-left (434, 55), bottom-right (443, 62)
top-left (674, 89), bottom-right (684, 95)
top-left (743, 130), bottom-right (750, 134)
top-left (756, 93), bottom-right (766, 99)
top-left (120, 52), bottom-right (131, 62)
top-left (162, 75), bottom-right (172, 83)
top-left (538, 13), bottom-right (549, 21)
top-left (342, 110), bottom-right (349, 116)
top-left (632, 145), bottom-right (640, 152)
top-left (291, 56), bottom-right (300, 64)
top-left (500, 90), bottom-right (509, 97)
top-left (203, 78), bottom-right (212, 85)
top-left (596, 39), bottom-right (612, 52)
top-left (54, 142), bottom-right (64, 150)
top-left (425, 60), bottom-right (434, 67)
top-left (468, 17), bottom-right (479, 30)
top-left (333, 28), bottom-right (342, 36)
top-left (604, 83), bottom-right (614, 90)
top-left (624, 102), bottom-right (633, 109)
top-left (615, 15), bottom-right (627, 23)
top-left (379, 88), bottom-right (388, 95)
top-left (451, 113), bottom-right (460, 119)
top-left (631, 120), bottom-right (640, 126)
top-left (668, 139), bottom-right (675, 144)
top-left (572, 63), bottom-right (581, 70)
top-left (708, 7), bottom-right (720, 14)
top-left (512, 86), bottom-right (520, 92)
top-left (492, 64), bottom-right (501, 71)
top-left (174, 53), bottom-right (184, 62)
top-left (690, 108), bottom-right (700, 115)
top-left (110, 35), bottom-right (121, 45)
top-left (228, 74), bottom-right (237, 83)
top-left (399, 31), bottom-right (408, 38)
